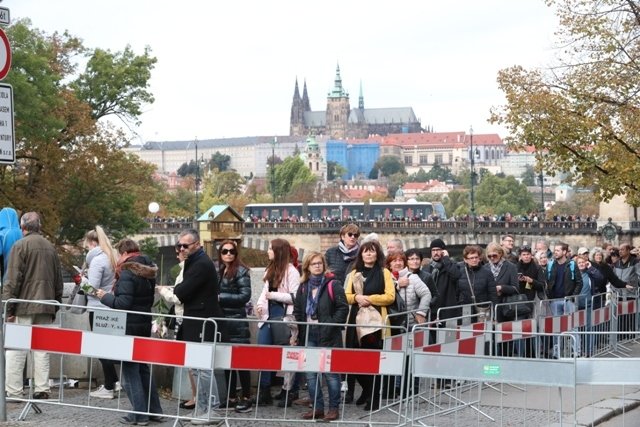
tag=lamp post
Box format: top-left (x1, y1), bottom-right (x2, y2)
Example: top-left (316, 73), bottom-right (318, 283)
top-left (469, 126), bottom-right (476, 226)
top-left (194, 137), bottom-right (200, 221)
top-left (539, 169), bottom-right (545, 220)
top-left (270, 136), bottom-right (277, 203)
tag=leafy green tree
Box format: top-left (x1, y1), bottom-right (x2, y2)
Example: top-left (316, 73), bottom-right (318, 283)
top-left (426, 164), bottom-right (457, 183)
top-left (521, 165), bottom-right (536, 186)
top-left (491, 0), bottom-right (640, 205)
top-left (273, 156), bottom-right (316, 200)
top-left (373, 155), bottom-right (406, 178)
top-left (327, 161), bottom-right (347, 181)
top-left (475, 174), bottom-right (537, 216)
top-left (0, 19), bottom-right (157, 246)
top-left (547, 192), bottom-right (599, 218)
top-left (209, 152), bottom-right (231, 172)
top-left (200, 170), bottom-right (245, 208)
top-left (177, 160), bottom-right (197, 177)
top-left (387, 172), bottom-right (408, 199)
top-left (407, 168), bottom-right (429, 182)
top-left (443, 190), bottom-right (469, 218)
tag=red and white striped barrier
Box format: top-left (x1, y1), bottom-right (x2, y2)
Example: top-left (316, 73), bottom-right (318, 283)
top-left (572, 309), bottom-right (587, 328)
top-left (592, 306), bottom-right (611, 326)
top-left (5, 324), bottom-right (405, 376)
top-left (617, 300), bottom-right (637, 315)
top-left (494, 319), bottom-right (536, 343)
top-left (421, 335), bottom-right (484, 356)
top-left (539, 313), bottom-right (572, 334)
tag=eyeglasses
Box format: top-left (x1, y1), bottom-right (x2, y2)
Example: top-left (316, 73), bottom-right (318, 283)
top-left (465, 255), bottom-right (480, 260)
top-left (310, 262), bottom-right (324, 267)
top-left (220, 248), bottom-right (237, 255)
top-left (175, 241), bottom-right (198, 250)
top-left (347, 232), bottom-right (360, 238)
top-left (487, 254), bottom-right (500, 259)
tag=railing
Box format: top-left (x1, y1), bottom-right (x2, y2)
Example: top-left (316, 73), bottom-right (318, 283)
top-left (139, 219), bottom-right (599, 235)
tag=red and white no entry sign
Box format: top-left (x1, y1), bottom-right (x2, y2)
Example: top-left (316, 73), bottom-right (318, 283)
top-left (0, 28), bottom-right (11, 81)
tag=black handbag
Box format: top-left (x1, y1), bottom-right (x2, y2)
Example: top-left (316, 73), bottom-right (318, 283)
top-left (501, 292), bottom-right (532, 320)
top-left (387, 289), bottom-right (407, 327)
top-left (269, 316), bottom-right (291, 345)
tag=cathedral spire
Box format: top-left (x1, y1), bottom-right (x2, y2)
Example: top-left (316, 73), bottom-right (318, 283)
top-left (328, 62), bottom-right (348, 99)
top-left (293, 77), bottom-right (301, 101)
top-left (302, 79), bottom-right (311, 111)
top-left (359, 80), bottom-right (364, 110)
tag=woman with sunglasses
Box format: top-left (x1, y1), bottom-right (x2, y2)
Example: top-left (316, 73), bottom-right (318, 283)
top-left (292, 251), bottom-right (348, 421)
top-left (325, 223), bottom-right (361, 287)
top-left (255, 238), bottom-right (300, 405)
top-left (484, 242), bottom-right (518, 322)
top-left (217, 240), bottom-right (253, 413)
top-left (344, 240), bottom-right (395, 411)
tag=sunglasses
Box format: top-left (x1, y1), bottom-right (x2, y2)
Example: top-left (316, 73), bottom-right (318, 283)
top-left (487, 254), bottom-right (500, 259)
top-left (220, 248), bottom-right (237, 255)
top-left (175, 241), bottom-right (198, 250)
top-left (347, 232), bottom-right (360, 238)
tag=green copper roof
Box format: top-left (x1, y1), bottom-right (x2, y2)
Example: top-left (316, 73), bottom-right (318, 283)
top-left (328, 63), bottom-right (348, 99)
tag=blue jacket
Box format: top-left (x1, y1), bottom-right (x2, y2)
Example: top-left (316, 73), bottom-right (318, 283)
top-left (0, 208), bottom-right (22, 279)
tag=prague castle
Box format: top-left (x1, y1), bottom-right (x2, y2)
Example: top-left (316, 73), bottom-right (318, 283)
top-left (290, 65), bottom-right (423, 139)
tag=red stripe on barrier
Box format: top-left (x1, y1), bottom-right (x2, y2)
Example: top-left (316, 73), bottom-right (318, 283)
top-left (414, 331), bottom-right (426, 348)
top-left (500, 322), bottom-right (513, 342)
top-left (560, 315), bottom-right (569, 332)
top-left (31, 327), bottom-right (82, 353)
top-left (230, 346), bottom-right (282, 370)
top-left (422, 344), bottom-right (441, 353)
top-left (458, 336), bottom-right (479, 355)
top-left (389, 335), bottom-right (403, 351)
top-left (543, 316), bottom-right (553, 333)
top-left (331, 349), bottom-right (380, 374)
top-left (132, 338), bottom-right (186, 366)
top-left (472, 322), bottom-right (485, 336)
top-left (522, 319), bottom-right (533, 337)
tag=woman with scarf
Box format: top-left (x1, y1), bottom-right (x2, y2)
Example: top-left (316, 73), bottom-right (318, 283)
top-left (96, 239), bottom-right (163, 425)
top-left (292, 251), bottom-right (348, 421)
top-left (255, 238), bottom-right (300, 405)
top-left (344, 240), bottom-right (395, 411)
top-left (324, 223), bottom-right (360, 402)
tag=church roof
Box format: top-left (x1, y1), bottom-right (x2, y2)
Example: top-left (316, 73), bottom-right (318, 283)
top-left (363, 107), bottom-right (418, 124)
top-left (303, 111), bottom-right (326, 127)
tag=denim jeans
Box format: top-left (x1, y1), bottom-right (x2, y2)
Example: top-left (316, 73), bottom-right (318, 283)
top-left (550, 299), bottom-right (576, 357)
top-left (121, 361), bottom-right (163, 423)
top-left (195, 368), bottom-right (220, 413)
top-left (306, 333), bottom-right (341, 411)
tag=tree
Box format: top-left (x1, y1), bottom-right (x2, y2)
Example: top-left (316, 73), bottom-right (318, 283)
top-left (475, 174), bottom-right (537, 216)
top-left (443, 190), bottom-right (469, 218)
top-left (0, 20), bottom-right (157, 246)
top-left (407, 168), bottom-right (429, 182)
top-left (491, 0), bottom-right (640, 205)
top-left (199, 169), bottom-right (245, 208)
top-left (273, 157), bottom-right (316, 200)
top-left (425, 164), bottom-right (457, 183)
top-left (327, 161), bottom-right (347, 181)
top-left (177, 160), bottom-right (197, 177)
top-left (209, 151), bottom-right (231, 172)
top-left (373, 156), bottom-right (406, 178)
top-left (521, 165), bottom-right (536, 186)
top-left (547, 192), bottom-right (599, 218)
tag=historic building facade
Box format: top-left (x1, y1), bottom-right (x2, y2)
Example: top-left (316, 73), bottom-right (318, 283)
top-left (290, 65), bottom-right (423, 139)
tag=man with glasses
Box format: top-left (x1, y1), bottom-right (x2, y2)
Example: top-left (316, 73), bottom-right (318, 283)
top-left (173, 229), bottom-right (226, 425)
top-left (501, 234), bottom-right (518, 263)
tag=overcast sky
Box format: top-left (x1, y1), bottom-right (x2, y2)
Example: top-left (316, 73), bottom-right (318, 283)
top-left (10, 0), bottom-right (559, 142)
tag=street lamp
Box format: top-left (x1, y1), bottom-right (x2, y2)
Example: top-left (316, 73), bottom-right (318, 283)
top-left (194, 137), bottom-right (200, 220)
top-left (270, 136), bottom-right (277, 203)
top-left (469, 126), bottom-right (476, 225)
top-left (539, 169), bottom-right (545, 220)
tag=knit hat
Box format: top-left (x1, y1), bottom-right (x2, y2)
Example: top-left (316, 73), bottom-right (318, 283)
top-left (429, 238), bottom-right (446, 250)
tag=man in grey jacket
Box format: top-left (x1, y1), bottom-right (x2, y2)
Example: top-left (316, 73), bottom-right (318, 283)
top-left (3, 212), bottom-right (63, 399)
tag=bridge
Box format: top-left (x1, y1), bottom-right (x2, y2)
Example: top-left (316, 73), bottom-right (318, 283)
top-left (133, 219), bottom-right (639, 255)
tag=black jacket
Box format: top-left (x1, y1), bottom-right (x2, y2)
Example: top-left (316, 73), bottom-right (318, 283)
top-left (458, 262), bottom-right (498, 306)
top-left (325, 245), bottom-right (356, 286)
top-left (547, 259), bottom-right (583, 299)
top-left (293, 274), bottom-right (349, 348)
top-left (423, 256), bottom-right (460, 319)
top-left (101, 255), bottom-right (156, 337)
top-left (218, 265), bottom-right (251, 344)
top-left (174, 248), bottom-right (225, 343)
top-left (517, 260), bottom-right (546, 301)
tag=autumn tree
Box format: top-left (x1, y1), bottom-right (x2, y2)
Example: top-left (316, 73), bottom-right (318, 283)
top-left (0, 19), bottom-right (157, 245)
top-left (491, 0), bottom-right (640, 205)
top-left (273, 156), bottom-right (316, 201)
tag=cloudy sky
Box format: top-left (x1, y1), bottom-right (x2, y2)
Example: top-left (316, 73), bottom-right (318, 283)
top-left (11, 0), bottom-right (559, 142)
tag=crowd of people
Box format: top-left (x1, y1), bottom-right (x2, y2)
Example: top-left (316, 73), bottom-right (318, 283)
top-left (1, 209), bottom-right (638, 424)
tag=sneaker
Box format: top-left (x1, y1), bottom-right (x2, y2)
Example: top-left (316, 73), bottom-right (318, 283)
top-left (90, 385), bottom-right (115, 399)
top-left (190, 410), bottom-right (223, 425)
top-left (119, 417), bottom-right (149, 426)
top-left (341, 381), bottom-right (348, 392)
top-left (235, 397), bottom-right (252, 413)
top-left (32, 391), bottom-right (50, 400)
top-left (115, 381), bottom-right (123, 392)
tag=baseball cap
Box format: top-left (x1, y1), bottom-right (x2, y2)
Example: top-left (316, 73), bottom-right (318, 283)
top-left (578, 247), bottom-right (589, 255)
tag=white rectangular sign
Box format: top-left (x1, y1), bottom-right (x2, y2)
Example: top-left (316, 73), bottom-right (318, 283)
top-left (0, 83), bottom-right (14, 164)
top-left (0, 8), bottom-right (9, 26)
top-left (92, 310), bottom-right (127, 336)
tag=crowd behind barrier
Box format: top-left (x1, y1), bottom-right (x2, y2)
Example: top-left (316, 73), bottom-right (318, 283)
top-left (3, 286), bottom-right (639, 426)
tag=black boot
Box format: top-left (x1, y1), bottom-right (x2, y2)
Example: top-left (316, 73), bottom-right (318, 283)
top-left (277, 391), bottom-right (298, 407)
top-left (257, 387), bottom-right (272, 405)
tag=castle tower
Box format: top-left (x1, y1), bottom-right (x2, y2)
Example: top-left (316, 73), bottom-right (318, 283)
top-left (302, 80), bottom-right (311, 112)
top-left (326, 64), bottom-right (350, 139)
top-left (303, 134), bottom-right (326, 181)
top-left (290, 78), bottom-right (306, 136)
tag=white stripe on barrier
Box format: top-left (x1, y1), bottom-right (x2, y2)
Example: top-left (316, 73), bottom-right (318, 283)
top-left (573, 310), bottom-right (586, 328)
top-left (592, 306), bottom-right (611, 325)
top-left (83, 332), bottom-right (133, 361)
top-left (617, 300), bottom-right (637, 315)
top-left (186, 342), bottom-right (215, 369)
top-left (494, 319), bottom-right (536, 344)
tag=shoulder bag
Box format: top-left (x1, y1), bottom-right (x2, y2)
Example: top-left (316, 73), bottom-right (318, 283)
top-left (465, 267), bottom-right (490, 322)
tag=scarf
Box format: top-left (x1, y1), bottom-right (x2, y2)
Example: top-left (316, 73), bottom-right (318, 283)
top-left (338, 240), bottom-right (360, 262)
top-left (306, 274), bottom-right (324, 318)
top-left (115, 251), bottom-right (141, 280)
top-left (490, 258), bottom-right (504, 280)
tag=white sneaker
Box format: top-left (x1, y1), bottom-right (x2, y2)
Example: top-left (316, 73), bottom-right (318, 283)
top-left (114, 381), bottom-right (123, 392)
top-left (190, 409), bottom-right (223, 425)
top-left (341, 381), bottom-right (348, 392)
top-left (90, 385), bottom-right (115, 399)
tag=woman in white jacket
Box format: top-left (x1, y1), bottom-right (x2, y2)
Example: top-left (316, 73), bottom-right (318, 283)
top-left (255, 238), bottom-right (300, 405)
top-left (85, 226), bottom-right (120, 399)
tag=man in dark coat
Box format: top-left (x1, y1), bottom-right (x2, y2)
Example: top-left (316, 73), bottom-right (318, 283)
top-left (423, 239), bottom-right (460, 322)
top-left (173, 229), bottom-right (225, 425)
